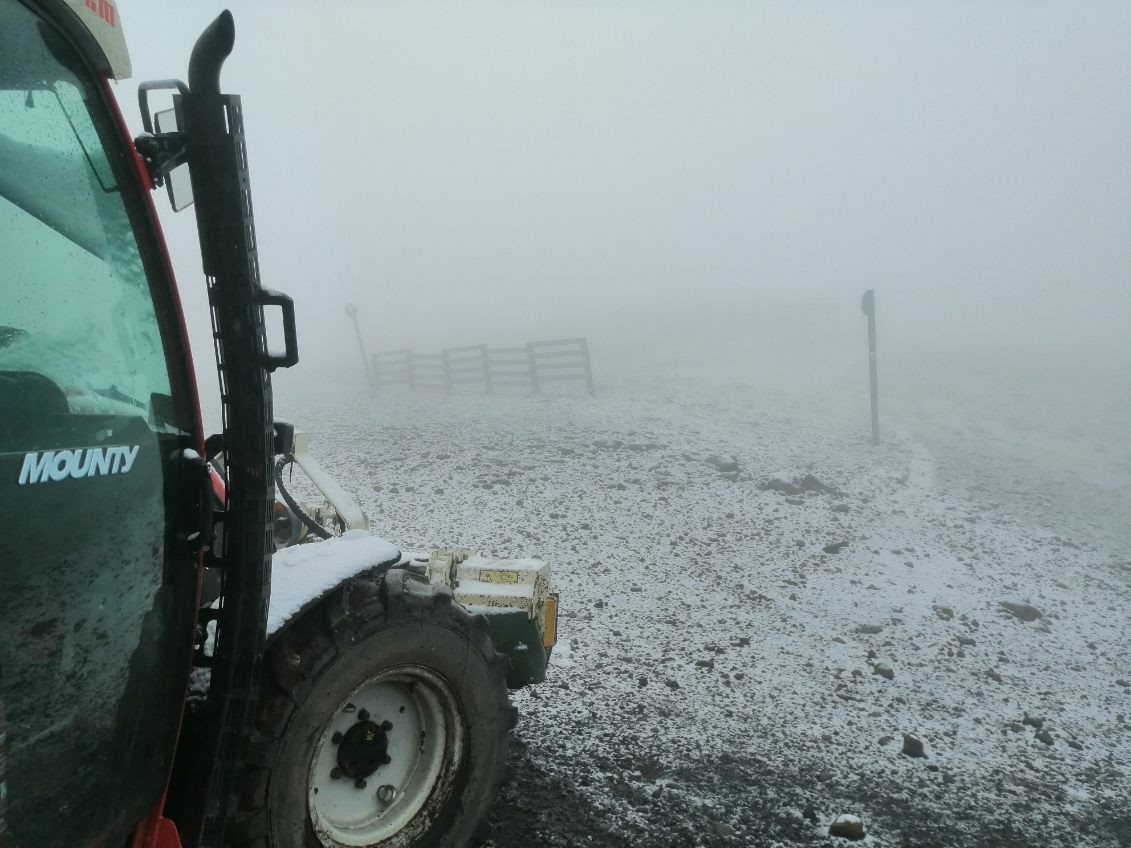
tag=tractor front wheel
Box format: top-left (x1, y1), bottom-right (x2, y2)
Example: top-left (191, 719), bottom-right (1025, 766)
top-left (236, 568), bottom-right (514, 848)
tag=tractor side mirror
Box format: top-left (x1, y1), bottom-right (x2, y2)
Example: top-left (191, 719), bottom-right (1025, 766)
top-left (136, 79), bottom-right (193, 212)
top-left (154, 107), bottom-right (194, 211)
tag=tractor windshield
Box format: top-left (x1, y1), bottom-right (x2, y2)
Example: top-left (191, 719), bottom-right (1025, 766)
top-left (0, 1), bottom-right (174, 431)
top-left (0, 2), bottom-right (199, 847)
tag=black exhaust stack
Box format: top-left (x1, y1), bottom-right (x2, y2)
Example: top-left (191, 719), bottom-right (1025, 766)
top-left (162, 11), bottom-right (298, 847)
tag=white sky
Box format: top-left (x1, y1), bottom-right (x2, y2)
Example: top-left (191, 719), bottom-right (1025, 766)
top-left (115, 1), bottom-right (1131, 379)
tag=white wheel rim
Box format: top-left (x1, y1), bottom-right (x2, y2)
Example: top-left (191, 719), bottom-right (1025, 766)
top-left (307, 664), bottom-right (464, 847)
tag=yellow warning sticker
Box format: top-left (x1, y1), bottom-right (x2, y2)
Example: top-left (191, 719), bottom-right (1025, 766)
top-left (479, 569), bottom-right (520, 584)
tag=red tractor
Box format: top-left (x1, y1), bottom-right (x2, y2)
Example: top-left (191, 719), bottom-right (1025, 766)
top-left (0, 3), bottom-right (557, 847)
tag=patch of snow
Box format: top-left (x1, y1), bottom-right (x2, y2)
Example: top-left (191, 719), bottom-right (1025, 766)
top-left (268, 533), bottom-right (400, 634)
top-left (548, 638), bottom-right (574, 668)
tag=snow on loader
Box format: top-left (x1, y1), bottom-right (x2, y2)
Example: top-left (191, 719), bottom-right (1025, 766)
top-left (0, 4), bottom-right (556, 848)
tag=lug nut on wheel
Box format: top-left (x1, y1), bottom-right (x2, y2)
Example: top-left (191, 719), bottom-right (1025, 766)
top-left (376, 784), bottom-right (397, 805)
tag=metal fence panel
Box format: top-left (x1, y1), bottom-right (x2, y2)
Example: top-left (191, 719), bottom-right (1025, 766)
top-left (371, 338), bottom-right (593, 395)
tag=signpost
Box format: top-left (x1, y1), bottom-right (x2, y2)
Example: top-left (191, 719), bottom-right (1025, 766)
top-left (345, 303), bottom-right (375, 394)
top-left (861, 289), bottom-right (880, 445)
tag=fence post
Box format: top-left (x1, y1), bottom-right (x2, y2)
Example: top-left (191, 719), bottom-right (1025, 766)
top-left (580, 337), bottom-right (596, 396)
top-left (861, 290), bottom-right (879, 445)
top-left (345, 304), bottom-right (375, 394)
top-left (527, 342), bottom-right (540, 394)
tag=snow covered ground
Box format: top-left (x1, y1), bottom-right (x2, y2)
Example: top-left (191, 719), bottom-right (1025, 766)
top-left (272, 352), bottom-right (1130, 848)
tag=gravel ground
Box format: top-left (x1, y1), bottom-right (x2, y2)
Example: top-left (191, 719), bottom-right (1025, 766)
top-left (273, 366), bottom-right (1131, 848)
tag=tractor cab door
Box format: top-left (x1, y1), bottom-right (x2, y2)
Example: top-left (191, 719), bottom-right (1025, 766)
top-left (0, 2), bottom-right (201, 846)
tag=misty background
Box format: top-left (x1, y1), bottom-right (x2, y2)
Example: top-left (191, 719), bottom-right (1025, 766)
top-left (116, 1), bottom-right (1130, 543)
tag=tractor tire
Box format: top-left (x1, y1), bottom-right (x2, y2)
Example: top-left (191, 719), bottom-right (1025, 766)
top-left (235, 568), bottom-right (514, 848)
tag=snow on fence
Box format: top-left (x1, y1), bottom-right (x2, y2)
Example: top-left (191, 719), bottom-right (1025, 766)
top-left (371, 338), bottom-right (595, 395)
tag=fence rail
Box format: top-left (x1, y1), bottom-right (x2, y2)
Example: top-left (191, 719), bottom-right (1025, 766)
top-left (371, 338), bottom-right (594, 395)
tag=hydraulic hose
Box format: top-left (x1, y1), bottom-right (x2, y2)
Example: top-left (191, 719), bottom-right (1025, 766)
top-left (274, 455), bottom-right (332, 540)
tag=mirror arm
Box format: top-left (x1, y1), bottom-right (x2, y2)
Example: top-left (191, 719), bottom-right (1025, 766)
top-left (134, 132), bottom-right (189, 189)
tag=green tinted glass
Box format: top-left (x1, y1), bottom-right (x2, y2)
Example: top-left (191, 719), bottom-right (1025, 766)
top-left (0, 10), bottom-right (172, 445)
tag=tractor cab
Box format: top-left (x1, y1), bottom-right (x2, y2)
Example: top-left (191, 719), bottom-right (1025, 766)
top-left (1, 1), bottom-right (293, 844)
top-left (0, 1), bottom-right (201, 845)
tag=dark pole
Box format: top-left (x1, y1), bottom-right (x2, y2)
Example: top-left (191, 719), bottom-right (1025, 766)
top-left (346, 303), bottom-right (375, 394)
top-left (861, 289), bottom-right (879, 445)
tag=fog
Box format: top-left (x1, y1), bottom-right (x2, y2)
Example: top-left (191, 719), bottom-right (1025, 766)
top-left (118, 1), bottom-right (1131, 376)
top-left (114, 1), bottom-right (1131, 540)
